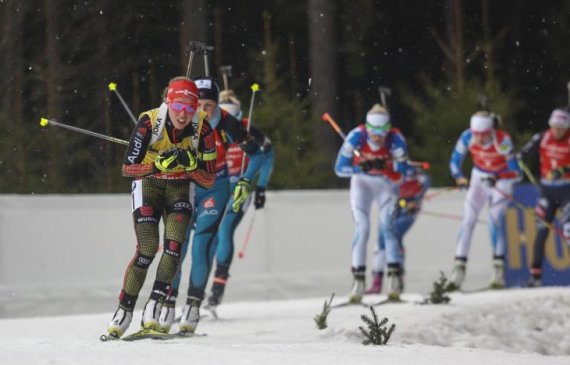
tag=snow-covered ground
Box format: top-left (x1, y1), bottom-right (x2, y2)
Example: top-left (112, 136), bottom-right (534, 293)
top-left (1, 192), bottom-right (569, 363)
top-left (1, 288), bottom-right (569, 364)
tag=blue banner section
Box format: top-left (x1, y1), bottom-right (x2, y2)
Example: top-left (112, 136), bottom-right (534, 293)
top-left (504, 183), bottom-right (570, 287)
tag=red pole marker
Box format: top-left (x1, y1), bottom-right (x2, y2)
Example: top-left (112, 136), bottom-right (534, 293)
top-left (409, 161), bottom-right (431, 170)
top-left (321, 112), bottom-right (347, 139)
top-left (237, 212), bottom-right (256, 259)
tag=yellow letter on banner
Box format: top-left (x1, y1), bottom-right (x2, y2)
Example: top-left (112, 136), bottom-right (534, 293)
top-left (505, 207), bottom-right (534, 269)
top-left (507, 207), bottom-right (570, 271)
top-left (545, 213), bottom-right (570, 270)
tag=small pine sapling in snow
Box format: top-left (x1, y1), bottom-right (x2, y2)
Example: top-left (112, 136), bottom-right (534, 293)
top-left (314, 293), bottom-right (335, 330)
top-left (427, 271), bottom-right (452, 304)
top-left (358, 306), bottom-right (395, 345)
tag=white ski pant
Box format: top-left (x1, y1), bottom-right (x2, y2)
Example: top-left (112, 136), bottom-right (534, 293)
top-left (455, 168), bottom-right (518, 259)
top-left (350, 174), bottom-right (399, 268)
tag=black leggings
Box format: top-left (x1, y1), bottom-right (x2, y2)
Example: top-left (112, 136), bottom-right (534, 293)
top-left (119, 178), bottom-right (193, 310)
top-left (531, 184), bottom-right (570, 272)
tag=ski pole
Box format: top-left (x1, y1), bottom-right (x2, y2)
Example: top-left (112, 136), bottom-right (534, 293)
top-left (409, 161), bottom-right (431, 170)
top-left (108, 82), bottom-right (138, 125)
top-left (423, 186), bottom-right (459, 202)
top-left (237, 210), bottom-right (256, 259)
top-left (492, 186), bottom-right (566, 240)
top-left (420, 209), bottom-right (488, 225)
top-left (39, 118), bottom-right (129, 146)
top-left (517, 158), bottom-right (539, 185)
top-left (321, 112), bottom-right (347, 139)
top-left (321, 112), bottom-right (359, 158)
top-left (232, 83), bottom-right (262, 250)
top-left (239, 83), bottom-right (261, 175)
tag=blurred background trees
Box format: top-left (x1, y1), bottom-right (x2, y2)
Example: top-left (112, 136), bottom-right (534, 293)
top-left (1, 0), bottom-right (569, 192)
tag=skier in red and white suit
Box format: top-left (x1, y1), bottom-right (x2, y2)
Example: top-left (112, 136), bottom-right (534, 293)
top-left (518, 108), bottom-right (570, 286)
top-left (334, 104), bottom-right (409, 302)
top-left (447, 111), bottom-right (521, 290)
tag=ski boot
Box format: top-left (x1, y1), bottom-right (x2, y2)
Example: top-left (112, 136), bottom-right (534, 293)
top-left (158, 294), bottom-right (177, 333)
top-left (446, 258), bottom-right (466, 292)
top-left (386, 266), bottom-right (403, 301)
top-left (179, 297), bottom-right (201, 333)
top-left (107, 307), bottom-right (133, 338)
top-left (490, 258), bottom-right (505, 289)
top-left (204, 279), bottom-right (226, 319)
top-left (348, 268), bottom-right (365, 303)
top-left (364, 272), bottom-right (383, 295)
top-left (141, 298), bottom-right (163, 331)
top-left (527, 268), bottom-right (542, 288)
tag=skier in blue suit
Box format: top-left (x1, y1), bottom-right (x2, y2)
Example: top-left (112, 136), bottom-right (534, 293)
top-left (366, 166), bottom-right (431, 294)
top-left (205, 89), bottom-right (275, 312)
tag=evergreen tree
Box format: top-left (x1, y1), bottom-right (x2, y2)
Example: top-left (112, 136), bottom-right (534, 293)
top-left (251, 91), bottom-right (333, 189)
top-left (358, 306), bottom-right (396, 346)
top-left (427, 271), bottom-right (452, 304)
top-left (314, 293), bottom-right (334, 330)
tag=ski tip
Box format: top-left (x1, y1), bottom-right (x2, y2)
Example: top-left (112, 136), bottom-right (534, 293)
top-left (40, 118), bottom-right (49, 127)
top-left (108, 82), bottom-right (117, 91)
top-left (176, 330), bottom-right (195, 337)
top-left (250, 83), bottom-right (260, 92)
top-left (120, 328), bottom-right (170, 341)
top-left (321, 112), bottom-right (330, 121)
top-left (100, 332), bottom-right (119, 342)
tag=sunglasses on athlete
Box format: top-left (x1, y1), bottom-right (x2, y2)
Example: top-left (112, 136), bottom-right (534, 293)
top-left (170, 101), bottom-right (196, 113)
top-left (365, 122), bottom-right (390, 136)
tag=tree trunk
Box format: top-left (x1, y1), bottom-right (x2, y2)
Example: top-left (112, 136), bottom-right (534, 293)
top-left (132, 72), bottom-right (141, 116)
top-left (288, 34), bottom-right (298, 95)
top-left (44, 0), bottom-right (63, 191)
top-left (213, 6), bottom-right (223, 74)
top-left (262, 11), bottom-right (278, 95)
top-left (0, 1), bottom-right (27, 190)
top-left (308, 0), bottom-right (338, 156)
top-left (149, 61), bottom-right (157, 106)
top-left (481, 0), bottom-right (496, 90)
top-left (446, 0), bottom-right (464, 91)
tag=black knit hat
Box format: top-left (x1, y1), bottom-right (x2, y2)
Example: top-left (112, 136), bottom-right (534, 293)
top-left (194, 76), bottom-right (220, 102)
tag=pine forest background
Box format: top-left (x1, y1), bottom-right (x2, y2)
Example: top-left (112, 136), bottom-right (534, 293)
top-left (1, 0), bottom-right (569, 193)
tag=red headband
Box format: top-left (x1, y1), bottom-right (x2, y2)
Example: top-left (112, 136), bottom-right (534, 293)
top-left (167, 79), bottom-right (199, 105)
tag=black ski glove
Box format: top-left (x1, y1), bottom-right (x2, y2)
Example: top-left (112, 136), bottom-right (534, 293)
top-left (154, 149), bottom-right (179, 172)
top-left (481, 176), bottom-right (497, 188)
top-left (456, 177), bottom-right (469, 191)
top-left (177, 149), bottom-right (198, 172)
top-left (359, 158), bottom-right (386, 172)
top-left (547, 167), bottom-right (567, 180)
top-left (254, 187), bottom-right (266, 209)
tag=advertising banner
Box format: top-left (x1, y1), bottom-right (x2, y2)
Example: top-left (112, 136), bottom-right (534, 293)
top-left (505, 184), bottom-right (570, 286)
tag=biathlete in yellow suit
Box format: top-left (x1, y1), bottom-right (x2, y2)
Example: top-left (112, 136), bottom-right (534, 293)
top-left (106, 77), bottom-right (217, 339)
